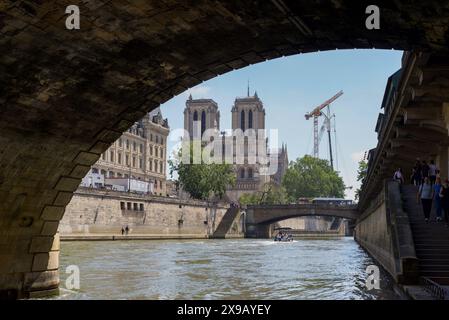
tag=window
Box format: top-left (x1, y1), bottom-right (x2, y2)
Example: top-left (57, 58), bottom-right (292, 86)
top-left (150, 133), bottom-right (153, 142)
top-left (149, 160), bottom-right (153, 171)
top-left (201, 110), bottom-right (206, 135)
top-left (156, 135), bottom-right (159, 144)
top-left (133, 203), bottom-right (138, 211)
top-left (193, 111), bottom-right (198, 121)
top-left (139, 158), bottom-right (143, 169)
top-left (127, 202), bottom-right (131, 210)
top-left (160, 138), bottom-right (164, 145)
top-left (126, 155), bottom-right (129, 166)
top-left (139, 204), bottom-right (144, 211)
top-left (92, 168), bottom-right (98, 174)
top-left (155, 160), bottom-right (158, 173)
top-left (120, 202), bottom-right (125, 210)
top-left (102, 153), bottom-right (106, 160)
top-left (119, 139), bottom-right (122, 147)
top-left (150, 146), bottom-right (153, 156)
top-left (160, 181), bottom-right (162, 188)
top-left (139, 144), bottom-right (143, 153)
top-left (109, 171), bottom-right (114, 178)
top-left (118, 153), bottom-right (122, 164)
top-left (126, 140), bottom-right (129, 149)
top-left (117, 173), bottom-right (122, 177)
top-left (155, 148), bottom-right (158, 158)
top-left (241, 110), bottom-right (245, 131)
top-left (101, 169), bottom-right (106, 176)
top-left (248, 168), bottom-right (253, 179)
top-left (132, 156), bottom-right (136, 168)
top-left (133, 142), bottom-right (136, 151)
top-left (240, 168), bottom-right (245, 179)
top-left (160, 162), bottom-right (163, 173)
top-left (110, 151), bottom-right (114, 162)
top-left (249, 110), bottom-right (253, 129)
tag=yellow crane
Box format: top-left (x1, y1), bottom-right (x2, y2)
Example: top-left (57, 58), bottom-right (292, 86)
top-left (305, 90), bottom-right (343, 170)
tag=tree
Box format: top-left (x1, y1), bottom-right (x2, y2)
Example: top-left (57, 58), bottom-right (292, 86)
top-left (168, 145), bottom-right (236, 200)
top-left (354, 159), bottom-right (368, 201)
top-left (239, 182), bottom-right (289, 205)
top-left (281, 155), bottom-right (345, 200)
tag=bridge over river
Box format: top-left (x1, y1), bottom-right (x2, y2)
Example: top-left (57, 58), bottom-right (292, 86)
top-left (244, 203), bottom-right (359, 238)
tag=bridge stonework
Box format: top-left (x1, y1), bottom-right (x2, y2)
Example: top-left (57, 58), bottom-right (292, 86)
top-left (1, 1), bottom-right (449, 298)
top-left (245, 203), bottom-right (358, 238)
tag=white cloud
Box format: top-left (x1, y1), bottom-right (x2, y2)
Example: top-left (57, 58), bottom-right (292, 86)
top-left (351, 151), bottom-right (366, 163)
top-left (185, 85), bottom-right (211, 98)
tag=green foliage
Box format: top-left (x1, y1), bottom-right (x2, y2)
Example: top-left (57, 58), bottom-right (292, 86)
top-left (239, 183), bottom-right (290, 205)
top-left (168, 145), bottom-right (236, 200)
top-left (281, 155), bottom-right (345, 200)
top-left (355, 159), bottom-right (368, 201)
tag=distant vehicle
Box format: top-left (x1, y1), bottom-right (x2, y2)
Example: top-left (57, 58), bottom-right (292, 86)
top-left (311, 198), bottom-right (353, 206)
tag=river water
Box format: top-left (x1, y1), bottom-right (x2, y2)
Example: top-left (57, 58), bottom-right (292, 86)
top-left (56, 238), bottom-right (399, 300)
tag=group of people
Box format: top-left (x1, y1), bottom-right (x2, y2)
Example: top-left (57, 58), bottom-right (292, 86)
top-left (121, 225), bottom-right (130, 235)
top-left (274, 231), bottom-right (293, 242)
top-left (393, 159), bottom-right (449, 226)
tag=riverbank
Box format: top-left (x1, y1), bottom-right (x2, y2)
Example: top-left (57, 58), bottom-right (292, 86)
top-left (60, 233), bottom-right (245, 241)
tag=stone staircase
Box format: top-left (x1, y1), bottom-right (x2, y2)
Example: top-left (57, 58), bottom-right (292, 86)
top-left (211, 206), bottom-right (240, 238)
top-left (401, 184), bottom-right (449, 283)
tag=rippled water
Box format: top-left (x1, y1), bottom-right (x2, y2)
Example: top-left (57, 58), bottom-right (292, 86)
top-left (56, 238), bottom-right (399, 300)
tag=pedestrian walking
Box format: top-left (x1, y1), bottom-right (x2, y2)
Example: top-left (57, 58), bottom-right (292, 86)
top-left (125, 225), bottom-right (129, 235)
top-left (422, 160), bottom-right (430, 180)
top-left (417, 177), bottom-right (433, 223)
top-left (434, 177), bottom-right (443, 222)
top-left (393, 168), bottom-right (404, 184)
top-left (121, 227), bottom-right (125, 235)
top-left (439, 179), bottom-right (449, 227)
top-left (412, 159), bottom-right (422, 186)
top-left (429, 160), bottom-right (438, 184)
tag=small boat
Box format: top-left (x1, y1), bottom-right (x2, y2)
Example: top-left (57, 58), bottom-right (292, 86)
top-left (273, 227), bottom-right (294, 242)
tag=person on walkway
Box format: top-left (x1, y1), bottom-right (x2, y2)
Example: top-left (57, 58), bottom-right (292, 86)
top-left (393, 168), bottom-right (404, 184)
top-left (412, 159), bottom-right (422, 186)
top-left (429, 160), bottom-right (438, 185)
top-left (121, 227), bottom-right (125, 235)
top-left (439, 179), bottom-right (449, 227)
top-left (422, 160), bottom-right (430, 181)
top-left (125, 225), bottom-right (129, 235)
top-left (417, 177), bottom-right (433, 223)
top-left (434, 177), bottom-right (443, 222)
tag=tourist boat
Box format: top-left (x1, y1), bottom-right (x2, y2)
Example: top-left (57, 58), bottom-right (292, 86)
top-left (273, 227), bottom-right (293, 242)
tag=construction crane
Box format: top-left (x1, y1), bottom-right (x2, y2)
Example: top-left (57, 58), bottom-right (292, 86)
top-left (305, 90), bottom-right (343, 170)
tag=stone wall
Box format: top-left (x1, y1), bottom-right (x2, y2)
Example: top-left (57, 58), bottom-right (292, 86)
top-left (59, 187), bottom-right (244, 239)
top-left (355, 181), bottom-right (418, 284)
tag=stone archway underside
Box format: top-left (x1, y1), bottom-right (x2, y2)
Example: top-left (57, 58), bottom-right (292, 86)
top-left (1, 0), bottom-right (449, 297)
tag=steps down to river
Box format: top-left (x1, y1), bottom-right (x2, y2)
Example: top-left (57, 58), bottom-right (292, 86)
top-left (401, 184), bottom-right (449, 283)
top-left (211, 206), bottom-right (240, 238)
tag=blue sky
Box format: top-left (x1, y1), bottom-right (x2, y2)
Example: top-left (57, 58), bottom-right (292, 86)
top-left (160, 49), bottom-right (403, 200)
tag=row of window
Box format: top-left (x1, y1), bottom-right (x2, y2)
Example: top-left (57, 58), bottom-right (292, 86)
top-left (91, 169), bottom-right (164, 189)
top-left (120, 201), bottom-right (144, 211)
top-left (101, 152), bottom-right (165, 173)
top-left (118, 134), bottom-right (164, 149)
top-left (240, 110), bottom-right (254, 131)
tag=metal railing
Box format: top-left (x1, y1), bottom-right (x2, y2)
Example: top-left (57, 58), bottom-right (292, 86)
top-left (421, 277), bottom-right (449, 300)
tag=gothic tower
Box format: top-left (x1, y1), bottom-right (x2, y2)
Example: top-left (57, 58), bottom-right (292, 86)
top-left (184, 95), bottom-right (220, 140)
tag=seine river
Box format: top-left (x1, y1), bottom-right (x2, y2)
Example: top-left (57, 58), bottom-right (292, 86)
top-left (56, 238), bottom-right (399, 300)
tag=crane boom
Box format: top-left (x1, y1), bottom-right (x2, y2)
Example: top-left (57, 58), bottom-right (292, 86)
top-left (305, 90), bottom-right (343, 120)
top-left (305, 91), bottom-right (343, 168)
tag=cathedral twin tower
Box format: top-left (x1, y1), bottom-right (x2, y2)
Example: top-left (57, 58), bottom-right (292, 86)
top-left (183, 91), bottom-right (288, 201)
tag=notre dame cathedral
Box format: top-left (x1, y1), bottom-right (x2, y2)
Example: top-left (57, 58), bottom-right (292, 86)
top-left (183, 91), bottom-right (288, 202)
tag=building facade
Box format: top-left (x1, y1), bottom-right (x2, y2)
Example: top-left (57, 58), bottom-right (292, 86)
top-left (184, 92), bottom-right (288, 202)
top-left (88, 107), bottom-right (170, 196)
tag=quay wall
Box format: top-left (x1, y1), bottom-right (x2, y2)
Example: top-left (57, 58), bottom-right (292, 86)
top-left (59, 187), bottom-right (244, 240)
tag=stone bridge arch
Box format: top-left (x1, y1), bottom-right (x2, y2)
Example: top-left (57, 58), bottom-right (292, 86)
top-left (244, 204), bottom-right (359, 238)
top-left (1, 0), bottom-right (449, 298)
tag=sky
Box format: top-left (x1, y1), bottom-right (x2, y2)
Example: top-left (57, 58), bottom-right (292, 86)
top-left (160, 49), bottom-right (403, 200)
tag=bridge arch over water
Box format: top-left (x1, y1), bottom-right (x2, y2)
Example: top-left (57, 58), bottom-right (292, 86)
top-left (1, 1), bottom-right (449, 298)
top-left (244, 203), bottom-right (359, 238)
